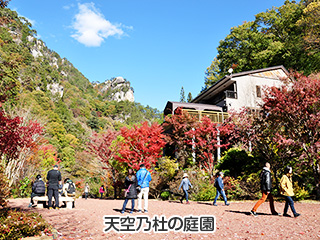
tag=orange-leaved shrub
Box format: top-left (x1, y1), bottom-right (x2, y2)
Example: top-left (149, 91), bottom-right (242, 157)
top-left (0, 208), bottom-right (51, 240)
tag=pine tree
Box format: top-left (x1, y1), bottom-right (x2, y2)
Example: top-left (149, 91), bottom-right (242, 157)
top-left (180, 87), bottom-right (186, 102)
top-left (187, 92), bottom-right (193, 102)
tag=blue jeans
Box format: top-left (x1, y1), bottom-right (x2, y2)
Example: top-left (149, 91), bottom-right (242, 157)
top-left (284, 196), bottom-right (297, 215)
top-left (181, 189), bottom-right (189, 202)
top-left (122, 198), bottom-right (135, 212)
top-left (213, 189), bottom-right (228, 204)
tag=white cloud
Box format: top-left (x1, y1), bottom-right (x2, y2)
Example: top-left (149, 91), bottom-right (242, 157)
top-left (71, 3), bottom-right (127, 47)
top-left (63, 4), bottom-right (75, 10)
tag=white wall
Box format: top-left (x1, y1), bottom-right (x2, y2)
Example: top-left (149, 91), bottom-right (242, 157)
top-left (226, 75), bottom-right (284, 112)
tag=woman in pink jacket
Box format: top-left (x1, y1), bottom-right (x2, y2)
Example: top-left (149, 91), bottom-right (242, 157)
top-left (99, 185), bottom-right (105, 199)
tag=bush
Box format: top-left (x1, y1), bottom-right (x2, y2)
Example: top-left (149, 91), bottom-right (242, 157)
top-left (0, 208), bottom-right (51, 240)
top-left (149, 157), bottom-right (179, 199)
top-left (223, 176), bottom-right (247, 200)
top-left (193, 180), bottom-right (216, 201)
top-left (294, 182), bottom-right (310, 201)
top-left (160, 191), bottom-right (170, 200)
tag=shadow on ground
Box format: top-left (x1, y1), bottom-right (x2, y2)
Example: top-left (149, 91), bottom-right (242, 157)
top-left (226, 210), bottom-right (274, 216)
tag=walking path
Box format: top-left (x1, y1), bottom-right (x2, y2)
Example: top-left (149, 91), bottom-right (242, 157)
top-left (9, 198), bottom-right (320, 239)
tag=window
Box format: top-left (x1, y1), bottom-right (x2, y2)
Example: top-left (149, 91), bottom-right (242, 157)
top-left (256, 85), bottom-right (261, 98)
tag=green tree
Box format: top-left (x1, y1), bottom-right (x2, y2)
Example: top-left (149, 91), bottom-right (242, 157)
top-left (297, 1), bottom-right (320, 53)
top-left (207, 0), bottom-right (320, 87)
top-left (187, 92), bottom-right (193, 103)
top-left (204, 58), bottom-right (224, 87)
top-left (180, 87), bottom-right (186, 103)
top-left (0, 0), bottom-right (11, 9)
top-left (0, 31), bottom-right (22, 104)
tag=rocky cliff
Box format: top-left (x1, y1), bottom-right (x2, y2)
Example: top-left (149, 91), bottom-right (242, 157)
top-left (99, 77), bottom-right (134, 102)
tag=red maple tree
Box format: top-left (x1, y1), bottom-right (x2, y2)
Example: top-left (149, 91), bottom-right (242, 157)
top-left (0, 110), bottom-right (43, 185)
top-left (87, 129), bottom-right (119, 170)
top-left (115, 121), bottom-right (166, 170)
top-left (262, 72), bottom-right (320, 198)
top-left (185, 116), bottom-right (234, 174)
top-left (162, 108), bottom-right (198, 167)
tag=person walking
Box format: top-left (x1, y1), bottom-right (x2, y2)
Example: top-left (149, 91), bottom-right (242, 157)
top-left (136, 164), bottom-right (152, 213)
top-left (47, 165), bottom-right (62, 210)
top-left (121, 169), bottom-right (138, 214)
top-left (99, 185), bottom-right (105, 199)
top-left (213, 172), bottom-right (230, 206)
top-left (250, 162), bottom-right (280, 216)
top-left (280, 166), bottom-right (300, 218)
top-left (178, 173), bottom-right (192, 204)
top-left (29, 174), bottom-right (46, 207)
top-left (84, 182), bottom-right (90, 200)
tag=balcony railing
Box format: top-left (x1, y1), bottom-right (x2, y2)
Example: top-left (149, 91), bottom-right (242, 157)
top-left (182, 109), bottom-right (229, 123)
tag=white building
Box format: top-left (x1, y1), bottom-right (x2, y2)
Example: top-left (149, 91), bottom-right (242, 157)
top-left (191, 65), bottom-right (289, 112)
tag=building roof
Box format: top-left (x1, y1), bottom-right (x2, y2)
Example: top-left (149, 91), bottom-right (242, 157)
top-left (164, 101), bottom-right (222, 115)
top-left (191, 65), bottom-right (289, 103)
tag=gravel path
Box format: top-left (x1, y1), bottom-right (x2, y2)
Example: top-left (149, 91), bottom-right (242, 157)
top-left (8, 198), bottom-right (320, 240)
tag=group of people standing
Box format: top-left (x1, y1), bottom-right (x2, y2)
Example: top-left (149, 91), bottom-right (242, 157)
top-left (29, 165), bottom-right (76, 209)
top-left (31, 162), bottom-right (300, 217)
top-left (121, 164), bottom-right (152, 214)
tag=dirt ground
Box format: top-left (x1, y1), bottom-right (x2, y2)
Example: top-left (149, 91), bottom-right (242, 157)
top-left (8, 198), bottom-right (320, 240)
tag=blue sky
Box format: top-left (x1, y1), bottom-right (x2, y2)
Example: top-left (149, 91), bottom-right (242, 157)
top-left (9, 0), bottom-right (285, 111)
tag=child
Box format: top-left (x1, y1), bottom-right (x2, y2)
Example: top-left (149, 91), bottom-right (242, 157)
top-left (213, 172), bottom-right (229, 206)
top-left (178, 173), bottom-right (192, 204)
top-left (121, 169), bottom-right (137, 214)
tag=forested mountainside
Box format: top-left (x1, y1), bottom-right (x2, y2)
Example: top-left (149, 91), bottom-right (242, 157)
top-left (0, 7), bottom-right (162, 179)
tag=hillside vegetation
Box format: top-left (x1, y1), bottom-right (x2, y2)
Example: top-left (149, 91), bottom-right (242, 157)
top-left (0, 6), bottom-right (162, 190)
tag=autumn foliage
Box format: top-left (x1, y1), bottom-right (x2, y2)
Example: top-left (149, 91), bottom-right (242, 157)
top-left (0, 110), bottom-right (43, 186)
top-left (87, 129), bottom-right (119, 169)
top-left (185, 116), bottom-right (234, 174)
top-left (115, 121), bottom-right (166, 170)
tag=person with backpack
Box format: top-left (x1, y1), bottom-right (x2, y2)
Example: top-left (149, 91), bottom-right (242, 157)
top-left (213, 172), bottom-right (230, 206)
top-left (47, 165), bottom-right (62, 209)
top-left (29, 174), bottom-right (46, 207)
top-left (63, 178), bottom-right (76, 197)
top-left (178, 173), bottom-right (192, 204)
top-left (136, 164), bottom-right (152, 213)
top-left (121, 168), bottom-right (137, 214)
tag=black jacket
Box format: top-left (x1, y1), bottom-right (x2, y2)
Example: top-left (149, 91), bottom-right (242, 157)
top-left (32, 179), bottom-right (46, 194)
top-left (260, 167), bottom-right (272, 192)
top-left (47, 169), bottom-right (62, 189)
top-left (124, 175), bottom-right (137, 199)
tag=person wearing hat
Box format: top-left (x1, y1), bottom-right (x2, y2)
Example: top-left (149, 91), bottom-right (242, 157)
top-left (178, 173), bottom-right (193, 204)
top-left (280, 166), bottom-right (300, 217)
top-left (29, 174), bottom-right (46, 207)
top-left (213, 172), bottom-right (230, 206)
top-left (47, 164), bottom-right (62, 209)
